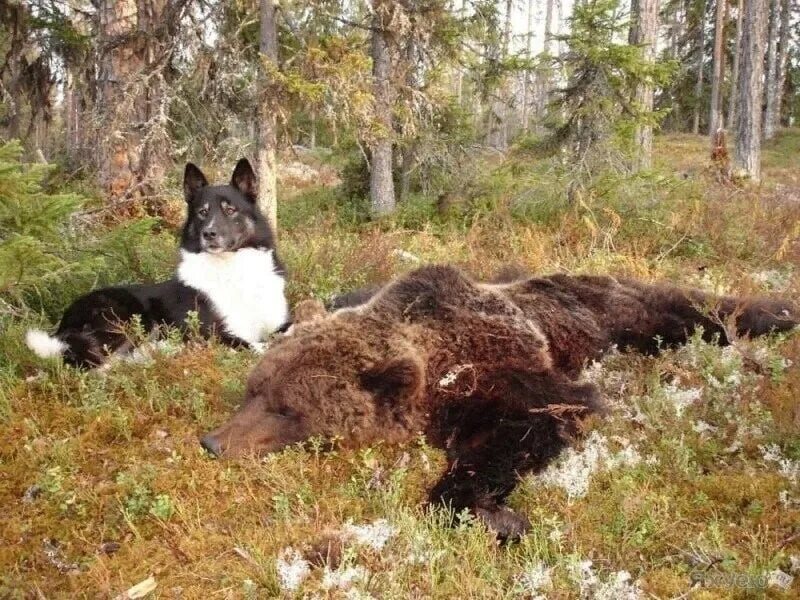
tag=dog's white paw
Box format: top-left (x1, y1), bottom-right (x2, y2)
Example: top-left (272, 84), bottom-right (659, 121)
top-left (251, 342), bottom-right (267, 355)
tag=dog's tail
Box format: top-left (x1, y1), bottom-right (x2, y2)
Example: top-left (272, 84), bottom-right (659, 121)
top-left (26, 329), bottom-right (68, 359)
top-left (26, 328), bottom-right (105, 368)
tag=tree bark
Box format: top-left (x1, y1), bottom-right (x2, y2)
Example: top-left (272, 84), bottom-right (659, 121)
top-left (763, 0), bottom-right (781, 140)
top-left (501, 0), bottom-right (512, 147)
top-left (727, 0), bottom-right (744, 130)
top-left (631, 0), bottom-right (659, 170)
top-left (520, 0), bottom-right (534, 132)
top-left (531, 0), bottom-right (556, 128)
top-left (733, 0), bottom-right (768, 181)
top-left (774, 0), bottom-right (791, 128)
top-left (708, 0), bottom-right (726, 140)
top-left (369, 2), bottom-right (396, 216)
top-left (257, 0), bottom-right (279, 232)
top-left (97, 0), bottom-right (173, 207)
top-left (692, 0), bottom-right (706, 135)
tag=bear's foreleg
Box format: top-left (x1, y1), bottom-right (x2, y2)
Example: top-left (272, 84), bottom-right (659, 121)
top-left (427, 370), bottom-right (601, 541)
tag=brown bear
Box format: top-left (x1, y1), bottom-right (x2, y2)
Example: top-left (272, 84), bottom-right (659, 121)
top-left (201, 265), bottom-right (797, 539)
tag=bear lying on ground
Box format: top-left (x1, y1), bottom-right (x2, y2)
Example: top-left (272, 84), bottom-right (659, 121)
top-left (201, 265), bottom-right (797, 539)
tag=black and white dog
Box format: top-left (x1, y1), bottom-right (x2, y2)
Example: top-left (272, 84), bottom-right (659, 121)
top-left (26, 159), bottom-right (289, 368)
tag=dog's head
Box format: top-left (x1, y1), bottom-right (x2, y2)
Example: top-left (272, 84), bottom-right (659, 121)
top-left (181, 159), bottom-right (274, 253)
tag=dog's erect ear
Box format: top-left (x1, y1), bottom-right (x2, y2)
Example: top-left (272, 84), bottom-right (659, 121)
top-left (231, 158), bottom-right (258, 202)
top-left (184, 163), bottom-right (209, 202)
top-left (361, 353), bottom-right (425, 407)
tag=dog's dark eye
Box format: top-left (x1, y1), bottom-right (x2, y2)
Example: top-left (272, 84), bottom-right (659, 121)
top-left (223, 205), bottom-right (237, 216)
top-left (198, 207), bottom-right (208, 218)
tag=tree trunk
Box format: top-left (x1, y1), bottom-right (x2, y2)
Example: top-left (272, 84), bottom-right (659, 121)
top-left (97, 0), bottom-right (171, 207)
top-left (629, 0), bottom-right (641, 44)
top-left (727, 0), bottom-right (744, 130)
top-left (257, 0), bottom-right (279, 232)
top-left (733, 0), bottom-right (768, 181)
top-left (369, 2), bottom-right (396, 216)
top-left (774, 0), bottom-right (791, 128)
top-left (520, 0), bottom-right (534, 132)
top-left (692, 0), bottom-right (706, 134)
top-left (501, 0), bottom-right (512, 147)
top-left (708, 0), bottom-right (726, 140)
top-left (631, 0), bottom-right (659, 170)
top-left (544, 0), bottom-right (555, 55)
top-left (310, 108), bottom-right (317, 150)
top-left (763, 0), bottom-right (780, 140)
top-left (531, 0), bottom-right (556, 128)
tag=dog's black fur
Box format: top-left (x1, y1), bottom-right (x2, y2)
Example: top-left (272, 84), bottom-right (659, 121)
top-left (27, 159), bottom-right (288, 368)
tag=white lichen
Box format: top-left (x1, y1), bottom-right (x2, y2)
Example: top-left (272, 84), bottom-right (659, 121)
top-left (538, 432), bottom-right (641, 499)
top-left (661, 383), bottom-right (702, 417)
top-left (789, 555), bottom-right (800, 575)
top-left (569, 559), bottom-right (643, 600)
top-left (275, 547), bottom-right (310, 592)
top-left (751, 269), bottom-right (792, 291)
top-left (692, 420), bottom-right (717, 435)
top-left (344, 519), bottom-right (397, 551)
top-left (760, 444), bottom-right (800, 483)
top-left (518, 562), bottom-right (552, 598)
top-left (322, 566), bottom-right (367, 590)
top-left (591, 570), bottom-right (643, 600)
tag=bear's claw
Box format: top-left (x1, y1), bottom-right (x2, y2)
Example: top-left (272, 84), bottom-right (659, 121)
top-left (475, 506), bottom-right (531, 542)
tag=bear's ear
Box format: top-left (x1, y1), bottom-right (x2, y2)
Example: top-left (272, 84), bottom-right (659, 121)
top-left (184, 163), bottom-right (209, 203)
top-left (360, 353), bottom-right (425, 407)
top-left (293, 299), bottom-right (328, 324)
top-left (231, 158), bottom-right (258, 202)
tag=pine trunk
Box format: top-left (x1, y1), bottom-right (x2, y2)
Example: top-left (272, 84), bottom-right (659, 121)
top-left (97, 0), bottom-right (170, 206)
top-left (733, 0), bottom-right (768, 181)
top-left (532, 0), bottom-right (556, 128)
top-left (257, 0), bottom-right (279, 232)
top-left (763, 0), bottom-right (780, 140)
top-left (708, 0), bottom-right (726, 139)
top-left (520, 0), bottom-right (534, 131)
top-left (692, 0), bottom-right (706, 135)
top-left (370, 2), bottom-right (396, 216)
top-left (632, 0), bottom-right (659, 170)
top-left (772, 0), bottom-right (790, 131)
top-left (727, 0), bottom-right (744, 130)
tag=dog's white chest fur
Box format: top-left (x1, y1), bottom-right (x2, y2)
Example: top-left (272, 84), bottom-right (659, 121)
top-left (177, 248), bottom-right (288, 344)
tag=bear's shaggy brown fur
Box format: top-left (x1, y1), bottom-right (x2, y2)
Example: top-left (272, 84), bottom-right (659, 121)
top-left (201, 265), bottom-right (797, 539)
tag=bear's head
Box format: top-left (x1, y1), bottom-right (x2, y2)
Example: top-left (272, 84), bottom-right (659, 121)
top-left (200, 313), bottom-right (427, 457)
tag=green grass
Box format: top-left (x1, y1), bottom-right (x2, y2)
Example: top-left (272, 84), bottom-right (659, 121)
top-left (1, 133), bottom-right (799, 598)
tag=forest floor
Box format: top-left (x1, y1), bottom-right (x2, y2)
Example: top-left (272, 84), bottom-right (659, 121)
top-left (1, 132), bottom-right (799, 599)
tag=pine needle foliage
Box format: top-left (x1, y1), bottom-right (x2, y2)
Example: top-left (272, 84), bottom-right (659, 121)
top-left (0, 140), bottom-right (85, 307)
top-left (542, 0), bottom-right (675, 169)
